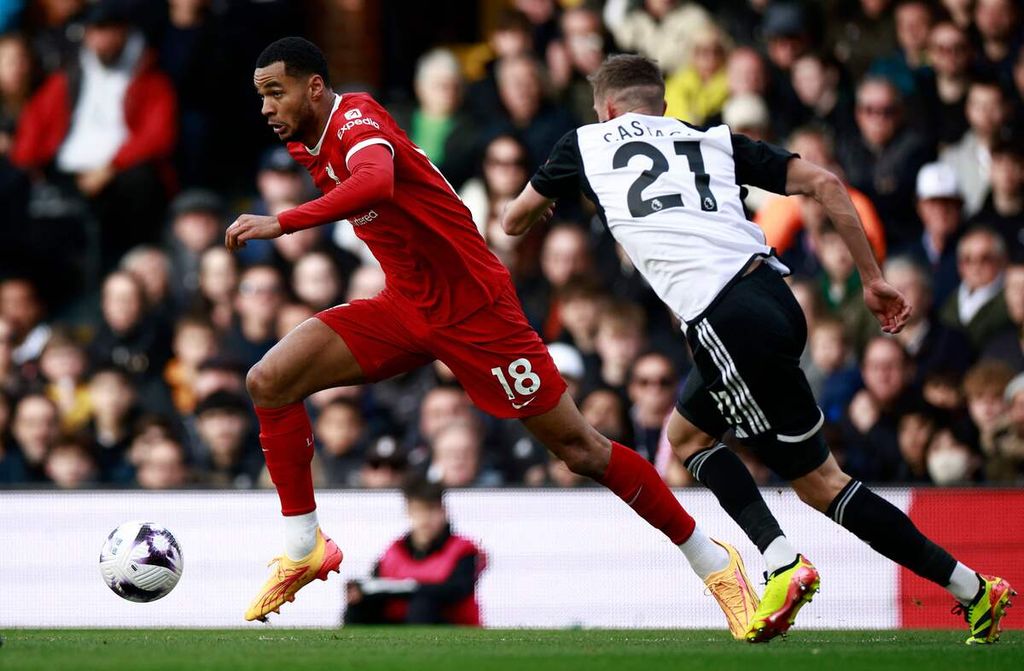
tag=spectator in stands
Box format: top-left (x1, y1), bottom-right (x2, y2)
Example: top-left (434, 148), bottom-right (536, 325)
top-left (192, 355), bottom-right (246, 408)
top-left (406, 384), bottom-right (474, 462)
top-left (940, 226), bottom-right (1012, 350)
top-left (120, 245), bottom-right (176, 323)
top-left (164, 315), bottom-right (218, 416)
top-left (86, 365), bottom-right (137, 483)
top-left (983, 372), bottom-right (1024, 482)
top-left (725, 46), bottom-right (768, 101)
top-left (839, 77), bottom-right (933, 250)
top-left (970, 140), bottom-right (1024, 251)
top-left (10, 392), bottom-right (59, 482)
top-left (869, 0), bottom-right (934, 97)
top-left (135, 436), bottom-right (189, 489)
top-left (392, 48), bottom-right (478, 190)
top-left (547, 5), bottom-right (607, 124)
top-left (460, 134), bottom-right (530, 233)
top-left (344, 479), bottom-right (485, 626)
top-left (519, 223), bottom-right (593, 339)
top-left (829, 0), bottom-right (897, 82)
top-left (0, 277), bottom-right (50, 367)
top-left (841, 337), bottom-right (914, 482)
top-left (168, 189), bottom-right (226, 301)
top-left (11, 1), bottom-right (178, 273)
top-left (982, 260), bottom-right (1024, 370)
top-left (814, 222), bottom-right (877, 354)
top-left (972, 0), bottom-right (1021, 80)
top-left (0, 317), bottom-right (23, 396)
top-left (0, 32), bottom-right (34, 152)
top-left (925, 425), bottom-right (977, 485)
top-left (790, 53), bottom-right (856, 139)
top-left (554, 276), bottom-right (605, 367)
top-left (291, 251), bottom-right (343, 312)
top-left (465, 8), bottom-right (534, 122)
top-left (885, 256), bottom-right (973, 387)
top-left (603, 0), bottom-right (712, 75)
top-left (904, 163), bottom-right (964, 307)
top-left (89, 270), bottom-right (172, 409)
top-left (918, 20), bottom-right (973, 147)
top-left (195, 246), bottom-right (238, 331)
top-left (963, 360), bottom-right (1015, 450)
top-left (664, 24), bottom-right (731, 125)
top-left (588, 301), bottom-right (645, 397)
top-left (44, 435), bottom-right (97, 488)
top-left (626, 352), bottom-right (677, 463)
top-left (193, 390), bottom-right (261, 488)
top-left (490, 54), bottom-right (576, 169)
top-left (760, 1), bottom-right (811, 137)
top-left (223, 264), bottom-right (284, 370)
top-left (38, 329), bottom-right (90, 432)
top-left (0, 391), bottom-right (26, 482)
top-left (804, 316), bottom-right (861, 423)
top-left (359, 436), bottom-right (408, 489)
top-left (315, 398), bottom-right (366, 487)
top-left (31, 0), bottom-right (86, 74)
top-left (896, 410), bottom-right (936, 483)
top-left (757, 127), bottom-right (886, 276)
top-left (581, 386), bottom-right (631, 447)
top-left (941, 79), bottom-right (1012, 217)
top-left (427, 421), bottom-right (500, 488)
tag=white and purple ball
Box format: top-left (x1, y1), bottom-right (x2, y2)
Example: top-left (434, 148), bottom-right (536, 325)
top-left (99, 522), bottom-right (183, 602)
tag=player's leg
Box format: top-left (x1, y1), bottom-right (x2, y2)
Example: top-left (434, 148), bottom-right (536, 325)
top-left (790, 454), bottom-right (1014, 643)
top-left (244, 300), bottom-right (430, 622)
top-left (668, 377), bottom-right (797, 575)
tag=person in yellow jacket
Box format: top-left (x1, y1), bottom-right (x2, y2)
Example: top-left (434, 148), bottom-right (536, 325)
top-left (664, 25), bottom-right (731, 124)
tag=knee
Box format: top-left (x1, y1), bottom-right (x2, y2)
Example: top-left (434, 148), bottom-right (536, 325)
top-left (667, 416), bottom-right (716, 463)
top-left (246, 361), bottom-right (287, 407)
top-left (794, 469), bottom-right (851, 513)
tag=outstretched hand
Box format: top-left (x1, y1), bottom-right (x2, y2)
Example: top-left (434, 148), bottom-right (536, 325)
top-left (225, 214), bottom-right (283, 251)
top-left (863, 278), bottom-right (912, 334)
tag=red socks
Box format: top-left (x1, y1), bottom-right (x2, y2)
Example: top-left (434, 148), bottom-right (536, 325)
top-left (598, 442), bottom-right (696, 544)
top-left (254, 403), bottom-right (317, 516)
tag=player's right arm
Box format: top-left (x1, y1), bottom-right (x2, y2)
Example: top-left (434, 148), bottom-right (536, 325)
top-left (783, 157), bottom-right (910, 334)
top-left (503, 130), bottom-right (580, 236)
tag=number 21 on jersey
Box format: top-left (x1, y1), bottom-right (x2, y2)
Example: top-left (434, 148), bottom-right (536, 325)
top-left (612, 140), bottom-right (719, 218)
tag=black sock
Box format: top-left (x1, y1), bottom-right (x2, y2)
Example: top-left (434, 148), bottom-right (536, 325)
top-left (826, 480), bottom-right (956, 586)
top-left (685, 444), bottom-right (785, 552)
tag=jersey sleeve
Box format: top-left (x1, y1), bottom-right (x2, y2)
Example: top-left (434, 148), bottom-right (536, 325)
top-left (730, 134), bottom-right (798, 194)
top-left (334, 97), bottom-right (396, 170)
top-left (530, 130), bottom-right (581, 200)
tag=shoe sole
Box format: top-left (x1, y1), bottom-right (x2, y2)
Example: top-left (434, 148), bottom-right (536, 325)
top-left (747, 564), bottom-right (820, 643)
top-left (253, 538), bottom-right (345, 623)
top-left (966, 580), bottom-right (1015, 645)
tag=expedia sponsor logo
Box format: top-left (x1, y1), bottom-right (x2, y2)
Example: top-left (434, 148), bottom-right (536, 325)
top-left (337, 117), bottom-right (381, 138)
top-left (347, 210), bottom-right (378, 227)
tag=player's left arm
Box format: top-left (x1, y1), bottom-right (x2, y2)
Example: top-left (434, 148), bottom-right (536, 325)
top-left (503, 130), bottom-right (581, 237)
top-left (784, 157), bottom-right (910, 334)
top-left (225, 144), bottom-right (394, 250)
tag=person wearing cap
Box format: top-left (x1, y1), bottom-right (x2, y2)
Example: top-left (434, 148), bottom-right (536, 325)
top-left (983, 370), bottom-right (1024, 482)
top-left (344, 478), bottom-right (486, 626)
top-left (838, 77), bottom-right (933, 250)
top-left (10, 0), bottom-right (178, 273)
top-left (904, 162), bottom-right (965, 306)
top-left (165, 187), bottom-right (226, 305)
top-left (358, 436), bottom-right (409, 488)
top-left (940, 225), bottom-right (1013, 350)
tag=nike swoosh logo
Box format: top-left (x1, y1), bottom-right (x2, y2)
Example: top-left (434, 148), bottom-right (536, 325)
top-left (511, 398), bottom-right (536, 410)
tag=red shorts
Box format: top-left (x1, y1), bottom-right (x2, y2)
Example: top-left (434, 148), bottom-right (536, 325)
top-left (315, 286), bottom-right (566, 419)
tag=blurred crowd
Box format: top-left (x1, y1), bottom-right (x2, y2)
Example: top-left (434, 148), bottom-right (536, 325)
top-left (1, 0), bottom-right (1023, 491)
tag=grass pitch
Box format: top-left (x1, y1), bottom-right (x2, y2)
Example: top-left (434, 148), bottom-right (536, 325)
top-left (1, 628), bottom-right (1021, 671)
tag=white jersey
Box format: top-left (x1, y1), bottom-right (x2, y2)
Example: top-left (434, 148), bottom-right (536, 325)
top-left (531, 113), bottom-right (793, 328)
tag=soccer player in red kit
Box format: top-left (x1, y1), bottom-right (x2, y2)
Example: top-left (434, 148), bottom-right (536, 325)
top-left (228, 37), bottom-right (758, 633)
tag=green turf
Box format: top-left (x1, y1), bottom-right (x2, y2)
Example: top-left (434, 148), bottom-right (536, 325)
top-left (1, 629), bottom-right (1021, 671)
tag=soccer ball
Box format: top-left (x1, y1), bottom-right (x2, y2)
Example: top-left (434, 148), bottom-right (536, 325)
top-left (99, 521), bottom-right (183, 602)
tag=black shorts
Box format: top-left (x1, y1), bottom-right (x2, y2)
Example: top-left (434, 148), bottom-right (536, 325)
top-left (676, 262), bottom-right (829, 480)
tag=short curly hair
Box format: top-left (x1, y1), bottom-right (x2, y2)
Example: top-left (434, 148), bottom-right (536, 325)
top-left (255, 36), bottom-right (330, 85)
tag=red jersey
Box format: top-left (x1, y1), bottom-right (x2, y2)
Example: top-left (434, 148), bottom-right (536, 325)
top-left (282, 93), bottom-right (511, 324)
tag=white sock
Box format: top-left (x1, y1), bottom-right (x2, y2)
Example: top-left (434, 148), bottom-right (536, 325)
top-left (947, 562), bottom-right (981, 604)
top-left (763, 536), bottom-right (799, 575)
top-left (678, 527), bottom-right (730, 580)
top-left (284, 510), bottom-right (319, 561)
